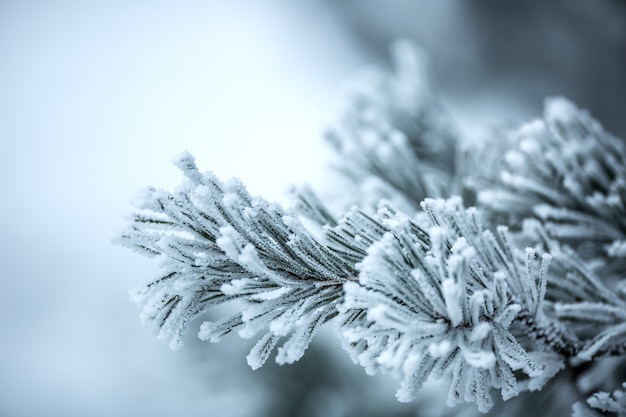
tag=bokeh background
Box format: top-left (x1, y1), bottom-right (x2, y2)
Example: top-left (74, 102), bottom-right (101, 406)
top-left (1, 1), bottom-right (625, 416)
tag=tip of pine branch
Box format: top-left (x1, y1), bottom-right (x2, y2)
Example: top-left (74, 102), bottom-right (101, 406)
top-left (171, 150), bottom-right (195, 168)
top-left (172, 151), bottom-right (203, 182)
top-left (544, 97), bottom-right (579, 125)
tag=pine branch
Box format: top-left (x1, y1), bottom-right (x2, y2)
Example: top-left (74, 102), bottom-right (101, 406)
top-left (522, 220), bottom-right (626, 361)
top-left (573, 382), bottom-right (626, 417)
top-left (474, 98), bottom-right (626, 273)
top-left (339, 197), bottom-right (573, 413)
top-left (115, 152), bottom-right (359, 368)
top-left (324, 40), bottom-right (460, 212)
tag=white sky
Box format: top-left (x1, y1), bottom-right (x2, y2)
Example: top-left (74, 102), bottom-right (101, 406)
top-left (0, 2), bottom-right (367, 416)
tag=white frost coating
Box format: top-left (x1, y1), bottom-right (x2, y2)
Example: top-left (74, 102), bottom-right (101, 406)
top-left (377, 141), bottom-right (393, 160)
top-left (470, 290), bottom-right (494, 326)
top-left (222, 192), bottom-right (240, 208)
top-left (504, 150), bottom-right (525, 168)
top-left (463, 350), bottom-right (496, 369)
top-left (361, 129), bottom-right (380, 149)
top-left (449, 237), bottom-right (476, 271)
top-left (450, 236), bottom-right (468, 254)
top-left (498, 304), bottom-right (522, 329)
top-left (367, 304), bottom-right (388, 322)
top-left (427, 225), bottom-right (447, 248)
top-left (428, 340), bottom-right (451, 358)
top-left (425, 195), bottom-right (462, 212)
top-left (128, 288), bottom-right (145, 304)
top-left (606, 240), bottom-right (626, 257)
top-left (238, 321), bottom-right (264, 340)
top-left (269, 317), bottom-right (292, 337)
top-left (220, 279), bottom-right (248, 295)
top-left (281, 214), bottom-right (300, 231)
top-left (246, 333), bottom-right (279, 370)
top-left (525, 246), bottom-right (536, 260)
top-left (217, 227), bottom-right (270, 278)
top-left (252, 287), bottom-right (290, 301)
top-left (470, 322), bottom-right (492, 342)
top-left (197, 321), bottom-right (216, 342)
top-left (518, 119), bottom-right (546, 143)
top-left (400, 350), bottom-right (422, 380)
top-left (533, 204), bottom-right (554, 220)
top-left (130, 186), bottom-right (160, 210)
top-left (216, 226), bottom-right (242, 261)
top-left (170, 150), bottom-right (204, 183)
top-left (170, 150), bottom-right (196, 170)
top-left (223, 177), bottom-right (245, 194)
top-left (446, 253), bottom-right (464, 279)
top-left (564, 175), bottom-right (583, 197)
top-left (357, 240), bottom-right (385, 286)
top-left (519, 137), bottom-right (541, 155)
top-left (442, 278), bottom-right (463, 327)
top-left (586, 382), bottom-right (626, 415)
top-left (238, 244), bottom-right (265, 274)
top-left (390, 130), bottom-right (409, 148)
top-left (544, 97), bottom-right (578, 125)
top-left (382, 213), bottom-right (410, 232)
top-left (606, 194), bottom-right (622, 207)
top-left (172, 278), bottom-right (194, 293)
top-left (577, 322), bottom-right (626, 361)
top-left (192, 184), bottom-right (211, 198)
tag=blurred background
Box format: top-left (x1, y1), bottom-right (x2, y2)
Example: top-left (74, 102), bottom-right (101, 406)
top-left (1, 1), bottom-right (625, 416)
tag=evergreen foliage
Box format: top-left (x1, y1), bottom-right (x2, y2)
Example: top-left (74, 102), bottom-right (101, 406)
top-left (116, 41), bottom-right (626, 415)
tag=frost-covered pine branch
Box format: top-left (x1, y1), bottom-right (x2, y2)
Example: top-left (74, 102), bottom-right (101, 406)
top-left (324, 40), bottom-right (461, 212)
top-left (573, 382), bottom-right (626, 417)
top-left (114, 152), bottom-right (362, 368)
top-left (118, 41), bottom-right (626, 416)
top-left (339, 197), bottom-right (572, 413)
top-left (473, 98), bottom-right (626, 274)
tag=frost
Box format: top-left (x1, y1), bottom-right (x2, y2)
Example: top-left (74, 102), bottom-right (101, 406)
top-left (428, 340), bottom-right (451, 358)
top-left (470, 323), bottom-right (492, 342)
top-left (607, 240), bottom-right (626, 258)
top-left (324, 38), bottom-right (459, 212)
top-left (463, 350), bottom-right (496, 369)
top-left (475, 97), bottom-right (626, 273)
top-left (215, 227), bottom-right (241, 262)
top-left (247, 333), bottom-right (280, 370)
top-left (544, 96), bottom-right (578, 125)
top-left (504, 150), bottom-right (525, 168)
top-left (220, 279), bottom-right (250, 295)
top-left (222, 192), bottom-right (240, 208)
top-left (442, 278), bottom-right (464, 327)
top-left (170, 150), bottom-right (197, 173)
top-left (116, 155), bottom-right (356, 368)
top-left (518, 120), bottom-right (546, 146)
top-left (589, 390), bottom-right (626, 414)
top-left (339, 198), bottom-right (558, 412)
